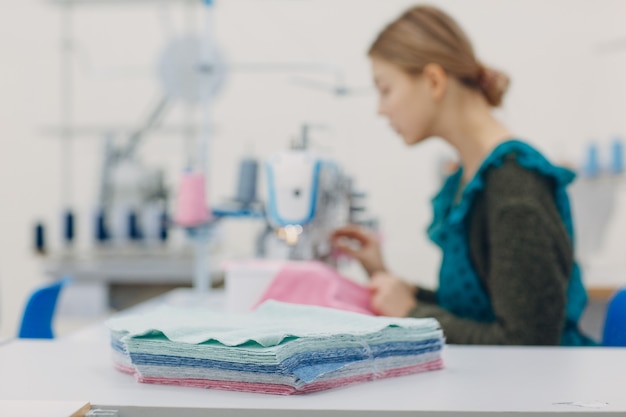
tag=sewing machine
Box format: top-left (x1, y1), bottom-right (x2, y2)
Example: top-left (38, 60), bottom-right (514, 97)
top-left (256, 127), bottom-right (373, 264)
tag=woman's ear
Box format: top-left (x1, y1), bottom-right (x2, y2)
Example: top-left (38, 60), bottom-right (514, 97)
top-left (422, 63), bottom-right (447, 103)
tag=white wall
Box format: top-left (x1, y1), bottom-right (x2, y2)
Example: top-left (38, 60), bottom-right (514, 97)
top-left (1, 0), bottom-right (626, 338)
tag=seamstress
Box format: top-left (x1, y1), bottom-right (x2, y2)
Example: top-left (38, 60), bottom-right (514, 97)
top-left (332, 5), bottom-right (595, 346)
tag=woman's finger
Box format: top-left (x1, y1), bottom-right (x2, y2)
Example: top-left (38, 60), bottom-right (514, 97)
top-left (331, 225), bottom-right (372, 243)
top-left (333, 240), bottom-right (359, 258)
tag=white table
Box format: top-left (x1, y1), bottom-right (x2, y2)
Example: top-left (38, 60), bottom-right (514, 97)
top-left (0, 400), bottom-right (90, 417)
top-left (2, 335), bottom-right (626, 415)
top-left (2, 290), bottom-right (626, 416)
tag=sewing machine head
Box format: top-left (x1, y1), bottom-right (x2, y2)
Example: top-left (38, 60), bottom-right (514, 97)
top-left (263, 148), bottom-right (353, 263)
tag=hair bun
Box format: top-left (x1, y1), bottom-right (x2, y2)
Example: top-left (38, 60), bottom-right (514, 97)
top-left (478, 66), bottom-right (510, 107)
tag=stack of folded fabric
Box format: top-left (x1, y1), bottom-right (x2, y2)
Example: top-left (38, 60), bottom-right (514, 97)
top-left (106, 301), bottom-right (444, 395)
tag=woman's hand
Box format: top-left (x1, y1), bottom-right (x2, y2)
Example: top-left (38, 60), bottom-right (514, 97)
top-left (331, 225), bottom-right (387, 277)
top-left (369, 272), bottom-right (417, 317)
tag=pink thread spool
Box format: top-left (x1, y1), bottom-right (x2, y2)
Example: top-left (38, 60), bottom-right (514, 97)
top-left (174, 171), bottom-right (211, 227)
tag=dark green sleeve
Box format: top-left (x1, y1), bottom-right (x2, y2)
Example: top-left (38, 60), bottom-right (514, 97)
top-left (408, 200), bottom-right (570, 345)
top-left (415, 286), bottom-right (437, 304)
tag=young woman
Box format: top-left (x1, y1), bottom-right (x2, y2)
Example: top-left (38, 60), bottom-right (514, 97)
top-left (332, 5), bottom-right (595, 346)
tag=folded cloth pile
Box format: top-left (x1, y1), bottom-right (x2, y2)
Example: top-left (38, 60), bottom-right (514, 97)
top-left (106, 301), bottom-right (444, 395)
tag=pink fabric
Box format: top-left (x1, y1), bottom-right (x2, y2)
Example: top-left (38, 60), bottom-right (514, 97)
top-left (252, 261), bottom-right (375, 315)
top-left (300, 358), bottom-right (444, 394)
top-left (114, 363), bottom-right (136, 375)
top-left (134, 358), bottom-right (444, 395)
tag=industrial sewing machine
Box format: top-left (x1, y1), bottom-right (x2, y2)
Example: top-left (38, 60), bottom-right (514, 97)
top-left (255, 126), bottom-right (374, 265)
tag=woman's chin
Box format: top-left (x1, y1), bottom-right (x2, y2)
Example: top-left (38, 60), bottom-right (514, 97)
top-left (401, 133), bottom-right (423, 146)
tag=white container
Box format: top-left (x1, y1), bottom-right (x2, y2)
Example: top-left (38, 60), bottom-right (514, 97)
top-left (223, 260), bottom-right (286, 313)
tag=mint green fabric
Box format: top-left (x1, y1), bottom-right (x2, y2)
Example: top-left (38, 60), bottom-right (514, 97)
top-left (106, 300), bottom-right (442, 347)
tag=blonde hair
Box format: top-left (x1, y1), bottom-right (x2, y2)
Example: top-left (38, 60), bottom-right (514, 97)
top-left (368, 5), bottom-right (510, 107)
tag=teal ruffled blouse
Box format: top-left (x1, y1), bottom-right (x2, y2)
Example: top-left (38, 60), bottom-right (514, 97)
top-left (428, 140), bottom-right (595, 346)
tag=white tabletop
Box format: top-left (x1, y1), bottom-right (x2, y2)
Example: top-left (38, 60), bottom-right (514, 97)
top-left (0, 400), bottom-right (90, 417)
top-left (1, 289), bottom-right (624, 416)
top-left (1, 329), bottom-right (625, 416)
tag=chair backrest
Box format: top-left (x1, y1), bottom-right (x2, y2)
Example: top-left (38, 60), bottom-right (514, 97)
top-left (18, 277), bottom-right (71, 339)
top-left (602, 287), bottom-right (626, 347)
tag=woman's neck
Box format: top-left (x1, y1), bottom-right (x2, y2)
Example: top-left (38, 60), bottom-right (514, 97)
top-left (437, 92), bottom-right (512, 183)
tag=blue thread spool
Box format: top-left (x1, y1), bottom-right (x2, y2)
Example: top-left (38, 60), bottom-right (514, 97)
top-left (63, 209), bottom-right (75, 244)
top-left (235, 157), bottom-right (258, 206)
top-left (95, 208), bottom-right (108, 243)
top-left (609, 138), bottom-right (624, 175)
top-left (128, 210), bottom-right (142, 241)
top-left (34, 222), bottom-right (46, 255)
top-left (583, 142), bottom-right (599, 177)
top-left (159, 210), bottom-right (169, 242)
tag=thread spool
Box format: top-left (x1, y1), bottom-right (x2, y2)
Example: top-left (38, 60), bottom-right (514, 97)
top-left (63, 209), bottom-right (75, 244)
top-left (111, 205), bottom-right (129, 245)
top-left (128, 209), bottom-right (142, 241)
top-left (610, 139), bottom-right (623, 174)
top-left (235, 157), bottom-right (258, 206)
top-left (159, 210), bottom-right (169, 242)
top-left (142, 203), bottom-right (166, 245)
top-left (34, 222), bottom-right (46, 255)
top-left (174, 171), bottom-right (210, 227)
top-left (94, 208), bottom-right (108, 243)
top-left (583, 143), bottom-right (599, 177)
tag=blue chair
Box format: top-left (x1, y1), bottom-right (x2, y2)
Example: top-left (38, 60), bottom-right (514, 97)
top-left (602, 287), bottom-right (626, 347)
top-left (18, 277), bottom-right (71, 339)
